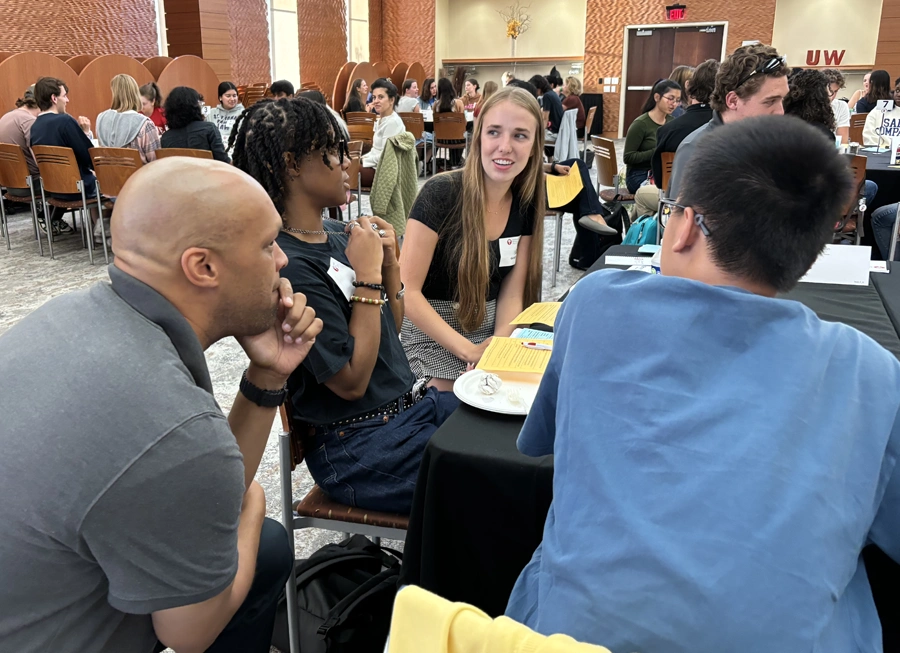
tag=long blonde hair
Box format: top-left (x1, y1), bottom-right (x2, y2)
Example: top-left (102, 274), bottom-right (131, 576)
top-left (450, 86), bottom-right (545, 331)
top-left (110, 74), bottom-right (142, 113)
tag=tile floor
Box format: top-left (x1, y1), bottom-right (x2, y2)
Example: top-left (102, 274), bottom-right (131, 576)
top-left (0, 145), bottom-right (622, 651)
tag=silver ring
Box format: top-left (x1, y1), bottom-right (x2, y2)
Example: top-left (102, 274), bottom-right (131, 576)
top-left (378, 229), bottom-right (386, 237)
top-left (348, 222), bottom-right (359, 230)
top-left (370, 223), bottom-right (379, 231)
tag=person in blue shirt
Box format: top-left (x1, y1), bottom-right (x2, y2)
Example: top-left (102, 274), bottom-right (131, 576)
top-left (506, 116), bottom-right (900, 653)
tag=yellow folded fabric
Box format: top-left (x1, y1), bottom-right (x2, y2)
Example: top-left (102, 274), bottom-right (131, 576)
top-left (388, 585), bottom-right (613, 653)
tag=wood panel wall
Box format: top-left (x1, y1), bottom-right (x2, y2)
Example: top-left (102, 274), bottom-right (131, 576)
top-left (584, 0), bottom-right (777, 133)
top-left (875, 0), bottom-right (900, 71)
top-left (381, 0), bottom-right (436, 77)
top-left (164, 0), bottom-right (232, 81)
top-left (298, 0), bottom-right (348, 91)
top-left (228, 0), bottom-right (271, 85)
top-left (0, 0), bottom-right (158, 58)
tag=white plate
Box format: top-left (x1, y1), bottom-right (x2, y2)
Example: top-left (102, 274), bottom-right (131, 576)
top-left (453, 370), bottom-right (539, 416)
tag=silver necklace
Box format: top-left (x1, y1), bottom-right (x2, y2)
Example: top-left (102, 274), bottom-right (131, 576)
top-left (283, 226), bottom-right (332, 235)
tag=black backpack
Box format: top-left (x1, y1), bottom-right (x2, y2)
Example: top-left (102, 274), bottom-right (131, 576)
top-left (272, 535), bottom-right (402, 653)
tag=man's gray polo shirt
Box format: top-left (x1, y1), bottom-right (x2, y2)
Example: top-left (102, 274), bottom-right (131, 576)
top-left (666, 110), bottom-right (725, 201)
top-left (0, 266), bottom-right (245, 652)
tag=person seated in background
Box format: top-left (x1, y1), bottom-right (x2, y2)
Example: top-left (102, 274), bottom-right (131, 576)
top-left (823, 69), bottom-right (850, 143)
top-left (206, 81), bottom-right (244, 148)
top-left (397, 79), bottom-right (421, 113)
top-left (849, 71), bottom-right (870, 109)
top-left (97, 74), bottom-right (160, 164)
top-left (632, 60), bottom-right (718, 219)
top-left (160, 86), bottom-right (230, 163)
top-left (667, 65), bottom-right (695, 118)
top-left (343, 78), bottom-right (370, 114)
top-left (783, 69), bottom-right (837, 141)
top-left (231, 97), bottom-right (458, 513)
top-left (361, 78), bottom-right (405, 187)
top-left (419, 78), bottom-right (436, 110)
top-left (269, 79), bottom-right (294, 99)
top-left (29, 76), bottom-right (95, 236)
top-left (502, 71), bottom-right (516, 87)
top-left (461, 78), bottom-right (481, 111)
top-left (0, 88), bottom-right (40, 196)
top-left (863, 75), bottom-right (900, 147)
top-left (856, 69), bottom-right (892, 113)
top-left (667, 44), bottom-right (788, 201)
top-left (0, 157), bottom-right (322, 653)
top-left (139, 82), bottom-right (166, 134)
top-left (434, 78), bottom-right (466, 169)
top-left (473, 81), bottom-right (498, 118)
top-left (623, 79), bottom-right (681, 193)
top-left (507, 115), bottom-right (900, 653)
top-left (558, 76), bottom-right (586, 137)
top-left (528, 75), bottom-right (564, 143)
top-left (400, 87), bottom-right (544, 389)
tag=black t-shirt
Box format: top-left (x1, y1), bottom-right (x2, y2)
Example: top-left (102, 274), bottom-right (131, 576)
top-left (541, 90), bottom-right (565, 133)
top-left (277, 226), bottom-right (415, 425)
top-left (408, 171), bottom-right (536, 303)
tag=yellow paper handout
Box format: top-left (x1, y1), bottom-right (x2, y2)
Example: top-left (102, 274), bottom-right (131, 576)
top-left (546, 170), bottom-right (584, 208)
top-left (510, 302), bottom-right (562, 326)
top-left (476, 337), bottom-right (553, 375)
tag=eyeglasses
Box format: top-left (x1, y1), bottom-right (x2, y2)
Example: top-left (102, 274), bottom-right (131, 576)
top-left (659, 199), bottom-right (711, 237)
top-left (661, 94), bottom-right (680, 103)
top-left (735, 55), bottom-right (787, 90)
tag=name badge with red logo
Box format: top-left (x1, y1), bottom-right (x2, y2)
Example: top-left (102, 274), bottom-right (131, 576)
top-left (499, 235), bottom-right (521, 267)
top-left (327, 257), bottom-right (357, 301)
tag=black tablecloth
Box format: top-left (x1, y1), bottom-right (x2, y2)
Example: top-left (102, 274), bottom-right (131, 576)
top-left (400, 244), bottom-right (900, 646)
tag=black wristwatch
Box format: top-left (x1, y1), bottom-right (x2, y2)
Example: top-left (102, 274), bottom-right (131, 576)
top-left (239, 368), bottom-right (287, 408)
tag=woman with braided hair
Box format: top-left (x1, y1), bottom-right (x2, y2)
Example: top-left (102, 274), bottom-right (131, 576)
top-left (231, 97), bottom-right (458, 514)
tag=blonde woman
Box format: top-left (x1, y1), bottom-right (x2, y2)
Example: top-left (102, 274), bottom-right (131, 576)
top-left (560, 76), bottom-right (587, 136)
top-left (96, 74), bottom-right (160, 163)
top-left (668, 65), bottom-right (694, 118)
top-left (473, 80), bottom-right (498, 118)
top-left (400, 86), bottom-right (545, 390)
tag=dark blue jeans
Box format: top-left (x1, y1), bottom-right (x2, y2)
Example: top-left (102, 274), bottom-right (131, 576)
top-left (872, 202), bottom-right (899, 260)
top-left (305, 387), bottom-right (460, 514)
top-left (154, 517), bottom-right (292, 653)
top-left (625, 168), bottom-right (650, 194)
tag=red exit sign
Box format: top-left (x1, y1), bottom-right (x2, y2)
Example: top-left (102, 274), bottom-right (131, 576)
top-left (666, 4), bottom-right (686, 20)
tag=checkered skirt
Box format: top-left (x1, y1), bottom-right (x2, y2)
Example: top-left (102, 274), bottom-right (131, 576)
top-left (401, 298), bottom-right (496, 381)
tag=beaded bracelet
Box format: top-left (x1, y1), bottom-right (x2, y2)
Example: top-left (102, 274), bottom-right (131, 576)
top-left (352, 281), bottom-right (385, 291)
top-left (349, 295), bottom-right (387, 306)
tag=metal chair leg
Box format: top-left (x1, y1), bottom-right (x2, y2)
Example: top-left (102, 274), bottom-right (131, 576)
top-left (79, 182), bottom-right (95, 265)
top-left (26, 177), bottom-right (43, 255)
top-left (1, 193), bottom-right (10, 251)
top-left (280, 431), bottom-right (301, 653)
top-left (95, 183), bottom-right (109, 264)
top-left (552, 212), bottom-right (562, 287)
top-left (37, 180), bottom-right (54, 259)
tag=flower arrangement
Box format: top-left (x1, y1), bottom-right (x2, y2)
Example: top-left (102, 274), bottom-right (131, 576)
top-left (498, 2), bottom-right (531, 40)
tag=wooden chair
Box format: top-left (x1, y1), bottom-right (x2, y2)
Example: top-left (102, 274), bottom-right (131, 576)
top-left (242, 86), bottom-right (267, 106)
top-left (834, 154), bottom-right (868, 245)
top-left (0, 143), bottom-right (42, 254)
top-left (659, 151), bottom-right (675, 194)
top-left (346, 140), bottom-right (370, 217)
top-left (347, 122), bottom-right (375, 146)
top-left (849, 112), bottom-right (868, 145)
top-left (32, 145), bottom-right (113, 263)
top-left (89, 148), bottom-right (144, 254)
top-left (433, 112), bottom-right (467, 175)
top-left (156, 148), bottom-right (214, 160)
top-left (581, 105), bottom-right (597, 163)
top-left (278, 403), bottom-right (408, 653)
top-left (237, 84), bottom-right (247, 104)
top-left (345, 111), bottom-right (376, 125)
top-left (398, 111), bottom-right (430, 175)
top-left (591, 135), bottom-right (633, 204)
top-left (545, 208), bottom-right (565, 287)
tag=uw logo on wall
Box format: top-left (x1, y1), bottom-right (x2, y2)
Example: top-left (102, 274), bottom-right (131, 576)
top-left (806, 50), bottom-right (846, 66)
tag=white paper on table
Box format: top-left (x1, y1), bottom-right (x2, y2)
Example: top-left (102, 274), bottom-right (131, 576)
top-left (605, 255), bottom-right (653, 266)
top-left (800, 245), bottom-right (871, 286)
top-left (870, 261), bottom-right (889, 273)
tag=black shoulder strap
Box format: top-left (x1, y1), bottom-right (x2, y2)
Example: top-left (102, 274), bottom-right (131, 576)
top-left (292, 553), bottom-right (383, 590)
top-left (316, 566), bottom-right (400, 637)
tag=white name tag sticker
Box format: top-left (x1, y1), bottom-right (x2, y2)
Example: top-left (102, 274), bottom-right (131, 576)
top-left (499, 236), bottom-right (521, 267)
top-left (327, 257), bottom-right (357, 301)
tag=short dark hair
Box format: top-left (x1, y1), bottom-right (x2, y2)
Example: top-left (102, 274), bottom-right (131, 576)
top-left (34, 77), bottom-right (67, 111)
top-left (270, 80), bottom-right (295, 96)
top-left (687, 59), bottom-right (718, 104)
top-left (371, 78), bottom-right (399, 104)
top-left (678, 116), bottom-right (853, 292)
top-left (641, 79), bottom-right (681, 113)
top-left (508, 79), bottom-right (538, 98)
top-left (402, 79), bottom-right (416, 94)
top-left (217, 81), bottom-right (238, 102)
top-left (231, 98), bottom-right (345, 216)
top-left (528, 75), bottom-right (551, 94)
top-left (821, 69), bottom-right (845, 89)
top-left (711, 44), bottom-right (787, 113)
top-left (163, 86), bottom-right (205, 130)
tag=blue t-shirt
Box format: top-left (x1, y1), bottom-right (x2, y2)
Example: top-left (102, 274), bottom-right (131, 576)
top-left (506, 269), bottom-right (900, 653)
